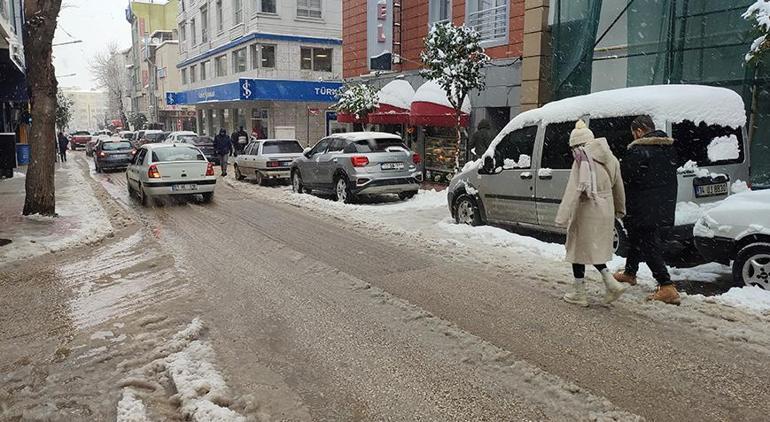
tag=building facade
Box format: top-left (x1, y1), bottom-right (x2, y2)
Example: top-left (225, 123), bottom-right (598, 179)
top-left (62, 89), bottom-right (110, 132)
top-left (0, 0), bottom-right (27, 136)
top-left (170, 0), bottom-right (343, 144)
top-left (148, 35), bottom-right (196, 131)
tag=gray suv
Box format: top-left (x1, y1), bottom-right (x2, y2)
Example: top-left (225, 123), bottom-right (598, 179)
top-left (291, 132), bottom-right (422, 203)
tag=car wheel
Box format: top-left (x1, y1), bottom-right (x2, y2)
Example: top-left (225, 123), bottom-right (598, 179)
top-left (127, 178), bottom-right (134, 196)
top-left (454, 194), bottom-right (482, 226)
top-left (398, 190), bottom-right (418, 201)
top-left (335, 177), bottom-right (355, 204)
top-left (255, 171), bottom-right (265, 186)
top-left (613, 219), bottom-right (629, 257)
top-left (234, 164), bottom-right (245, 181)
top-left (139, 183), bottom-right (149, 207)
top-left (201, 192), bottom-right (214, 203)
top-left (292, 171), bottom-right (304, 194)
top-left (732, 243), bottom-right (770, 289)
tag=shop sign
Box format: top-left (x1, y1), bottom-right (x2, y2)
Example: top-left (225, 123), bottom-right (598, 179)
top-left (367, 0), bottom-right (392, 71)
top-left (238, 79), bottom-right (343, 103)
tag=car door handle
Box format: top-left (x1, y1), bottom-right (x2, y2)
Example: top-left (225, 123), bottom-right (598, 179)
top-left (520, 173), bottom-right (533, 180)
top-left (538, 174), bottom-right (552, 180)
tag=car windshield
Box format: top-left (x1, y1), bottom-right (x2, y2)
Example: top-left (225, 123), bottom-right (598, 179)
top-left (262, 141), bottom-right (303, 154)
top-left (179, 134), bottom-right (198, 142)
top-left (151, 146), bottom-right (204, 162)
top-left (344, 138), bottom-right (407, 153)
top-left (102, 141), bottom-right (132, 151)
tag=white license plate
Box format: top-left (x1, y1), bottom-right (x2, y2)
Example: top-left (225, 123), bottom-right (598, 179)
top-left (381, 162), bottom-right (405, 170)
top-left (281, 161), bottom-right (291, 167)
top-left (695, 182), bottom-right (728, 197)
top-left (172, 184), bottom-right (197, 192)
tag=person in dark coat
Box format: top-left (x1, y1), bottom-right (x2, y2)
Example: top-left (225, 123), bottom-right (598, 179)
top-left (231, 126), bottom-right (248, 156)
top-left (213, 128), bottom-right (233, 176)
top-left (614, 115), bottom-right (680, 305)
top-left (57, 132), bottom-right (69, 162)
top-left (470, 119), bottom-right (494, 159)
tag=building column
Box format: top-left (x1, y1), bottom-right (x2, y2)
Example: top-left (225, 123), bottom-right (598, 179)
top-left (217, 109), bottom-right (226, 132)
top-left (196, 109), bottom-right (203, 135)
top-left (521, 0), bottom-right (551, 111)
top-left (207, 109), bottom-right (215, 136)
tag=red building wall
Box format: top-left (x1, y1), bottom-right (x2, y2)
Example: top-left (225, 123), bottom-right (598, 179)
top-left (342, 0), bottom-right (525, 79)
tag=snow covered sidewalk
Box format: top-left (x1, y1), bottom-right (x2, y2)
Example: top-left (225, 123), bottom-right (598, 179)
top-left (0, 161), bottom-right (114, 266)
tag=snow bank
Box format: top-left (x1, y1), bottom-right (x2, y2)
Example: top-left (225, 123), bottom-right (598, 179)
top-left (377, 79), bottom-right (415, 110)
top-left (412, 80), bottom-right (471, 113)
top-left (438, 219), bottom-right (565, 261)
top-left (675, 201), bottom-right (719, 226)
top-left (713, 286), bottom-right (770, 313)
top-left (116, 389), bottom-right (150, 422)
top-left (707, 135), bottom-right (740, 162)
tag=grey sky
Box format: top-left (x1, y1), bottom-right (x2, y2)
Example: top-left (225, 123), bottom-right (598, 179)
top-left (53, 0), bottom-right (135, 91)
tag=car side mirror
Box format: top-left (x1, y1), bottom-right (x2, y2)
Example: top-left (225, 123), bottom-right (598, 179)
top-left (480, 155), bottom-right (495, 174)
top-left (303, 147), bottom-right (312, 158)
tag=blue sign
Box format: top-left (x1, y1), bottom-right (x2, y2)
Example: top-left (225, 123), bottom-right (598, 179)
top-left (169, 79), bottom-right (343, 105)
top-left (166, 92), bottom-right (177, 105)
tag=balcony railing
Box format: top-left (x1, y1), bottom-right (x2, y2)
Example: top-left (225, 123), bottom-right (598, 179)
top-left (466, 2), bottom-right (508, 44)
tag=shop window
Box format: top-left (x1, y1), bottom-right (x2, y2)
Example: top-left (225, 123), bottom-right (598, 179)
top-left (251, 109), bottom-right (269, 138)
top-left (215, 55), bottom-right (227, 77)
top-left (541, 121), bottom-right (576, 169)
top-left (250, 44), bottom-right (259, 69)
top-left (589, 116), bottom-right (638, 161)
top-left (190, 18), bottom-right (197, 45)
top-left (466, 0), bottom-right (508, 46)
top-left (254, 0), bottom-right (276, 14)
top-left (200, 60), bottom-right (209, 80)
top-left (297, 0), bottom-right (322, 18)
top-left (301, 47), bottom-right (332, 72)
top-left (495, 125), bottom-right (537, 169)
top-left (232, 48), bottom-right (247, 73)
top-left (181, 68), bottom-right (188, 85)
top-left (429, 0), bottom-right (451, 25)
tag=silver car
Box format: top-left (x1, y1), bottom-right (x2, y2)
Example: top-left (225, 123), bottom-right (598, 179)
top-left (234, 139), bottom-right (304, 185)
top-left (290, 132), bottom-right (422, 203)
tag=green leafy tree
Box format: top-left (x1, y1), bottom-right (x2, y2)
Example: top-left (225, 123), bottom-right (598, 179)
top-left (55, 89), bottom-right (73, 131)
top-left (420, 22), bottom-right (490, 171)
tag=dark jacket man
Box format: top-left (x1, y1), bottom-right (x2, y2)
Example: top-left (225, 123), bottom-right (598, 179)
top-left (213, 129), bottom-right (233, 156)
top-left (57, 132), bottom-right (69, 153)
top-left (471, 119), bottom-right (494, 158)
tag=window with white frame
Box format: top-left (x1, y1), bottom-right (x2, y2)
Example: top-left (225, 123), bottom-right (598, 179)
top-left (190, 18), bottom-right (197, 45)
top-left (216, 0), bottom-right (224, 31)
top-left (252, 0), bottom-right (277, 13)
top-left (466, 0), bottom-right (508, 45)
top-left (297, 0), bottom-right (321, 18)
top-left (190, 64), bottom-right (197, 83)
top-left (261, 45), bottom-right (275, 68)
top-left (181, 68), bottom-right (188, 85)
top-left (232, 48), bottom-right (248, 73)
top-left (429, 0), bottom-right (451, 24)
top-left (300, 47), bottom-right (331, 71)
top-left (234, 0), bottom-right (244, 24)
top-left (215, 55), bottom-right (227, 76)
top-left (200, 6), bottom-right (208, 42)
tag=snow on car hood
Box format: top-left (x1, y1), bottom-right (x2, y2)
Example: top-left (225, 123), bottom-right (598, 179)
top-left (696, 189), bottom-right (770, 239)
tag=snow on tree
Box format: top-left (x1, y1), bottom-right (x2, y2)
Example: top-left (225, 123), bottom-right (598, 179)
top-left (335, 83), bottom-right (379, 121)
top-left (743, 1), bottom-right (770, 63)
top-left (420, 21), bottom-right (490, 171)
top-left (56, 89), bottom-right (73, 131)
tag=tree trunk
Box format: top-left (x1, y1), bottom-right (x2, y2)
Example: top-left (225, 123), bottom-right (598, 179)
top-left (22, 0), bottom-right (63, 216)
top-left (453, 107), bottom-right (463, 173)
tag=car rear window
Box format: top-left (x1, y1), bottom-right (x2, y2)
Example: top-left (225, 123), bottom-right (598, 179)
top-left (193, 137), bottom-right (214, 146)
top-left (671, 120), bottom-right (744, 166)
top-left (72, 131), bottom-right (90, 136)
top-left (151, 146), bottom-right (204, 162)
top-left (178, 134), bottom-right (198, 142)
top-left (145, 132), bottom-right (165, 141)
top-left (262, 141), bottom-right (303, 154)
top-left (343, 138), bottom-right (407, 153)
top-left (102, 141), bottom-right (132, 151)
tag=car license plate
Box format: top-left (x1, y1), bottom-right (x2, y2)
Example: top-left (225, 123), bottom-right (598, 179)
top-left (695, 182), bottom-right (728, 197)
top-left (281, 161), bottom-right (291, 167)
top-left (381, 162), bottom-right (405, 170)
top-left (172, 184), bottom-right (197, 192)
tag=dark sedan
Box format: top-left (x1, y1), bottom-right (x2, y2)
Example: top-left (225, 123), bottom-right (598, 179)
top-left (94, 140), bottom-right (135, 172)
top-left (177, 135), bottom-right (218, 165)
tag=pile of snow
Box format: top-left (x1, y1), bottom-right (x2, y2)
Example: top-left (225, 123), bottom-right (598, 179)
top-left (116, 389), bottom-right (150, 422)
top-left (411, 80), bottom-right (471, 113)
top-left (707, 135), bottom-right (741, 162)
top-left (502, 154), bottom-right (531, 169)
top-left (732, 179), bottom-right (750, 194)
top-left (699, 286), bottom-right (770, 313)
top-left (677, 160), bottom-right (710, 177)
top-left (676, 201), bottom-right (719, 225)
top-left (377, 79), bottom-right (415, 110)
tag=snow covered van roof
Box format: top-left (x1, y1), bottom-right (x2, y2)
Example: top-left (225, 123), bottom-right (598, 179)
top-left (334, 131), bottom-right (402, 141)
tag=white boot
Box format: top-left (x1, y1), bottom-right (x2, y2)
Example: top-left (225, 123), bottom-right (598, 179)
top-left (563, 279), bottom-right (589, 307)
top-left (601, 268), bottom-right (627, 304)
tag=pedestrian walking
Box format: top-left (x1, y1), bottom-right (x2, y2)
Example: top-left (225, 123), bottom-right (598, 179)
top-left (231, 126), bottom-right (248, 156)
top-left (57, 132), bottom-right (69, 162)
top-left (470, 119), bottom-right (494, 159)
top-left (213, 128), bottom-right (233, 176)
top-left (613, 115), bottom-right (681, 305)
top-left (555, 120), bottom-right (628, 306)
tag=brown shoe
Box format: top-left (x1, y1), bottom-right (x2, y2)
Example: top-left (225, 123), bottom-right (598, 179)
top-left (646, 284), bottom-right (681, 305)
top-left (613, 271), bottom-right (637, 286)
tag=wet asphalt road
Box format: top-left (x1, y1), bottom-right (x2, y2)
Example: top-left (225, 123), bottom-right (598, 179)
top-left (10, 154), bottom-right (770, 421)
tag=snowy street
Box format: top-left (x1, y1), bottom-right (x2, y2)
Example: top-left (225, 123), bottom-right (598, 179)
top-left (1, 153), bottom-right (770, 421)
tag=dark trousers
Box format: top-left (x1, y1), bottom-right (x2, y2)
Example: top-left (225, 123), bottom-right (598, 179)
top-left (572, 264), bottom-right (607, 279)
top-left (59, 151), bottom-right (67, 162)
top-left (624, 224), bottom-right (671, 285)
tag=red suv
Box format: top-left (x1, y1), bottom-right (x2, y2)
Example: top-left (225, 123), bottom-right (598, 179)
top-left (69, 131), bottom-right (92, 150)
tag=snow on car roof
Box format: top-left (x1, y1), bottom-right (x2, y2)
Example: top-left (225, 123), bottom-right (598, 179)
top-left (171, 131), bottom-right (197, 135)
top-left (378, 79), bottom-right (415, 110)
top-left (412, 80), bottom-right (471, 113)
top-left (334, 132), bottom-right (403, 141)
top-left (485, 84), bottom-right (747, 158)
top-left (258, 139), bottom-right (299, 142)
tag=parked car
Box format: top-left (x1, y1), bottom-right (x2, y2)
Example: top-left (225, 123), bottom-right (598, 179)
top-left (165, 131), bottom-right (198, 144)
top-left (234, 139), bottom-right (304, 185)
top-left (694, 189), bottom-right (770, 289)
top-left (291, 132), bottom-right (422, 203)
top-left (126, 143), bottom-right (216, 205)
top-left (172, 135), bottom-right (218, 164)
top-left (447, 85), bottom-right (750, 256)
top-left (93, 140), bottom-right (135, 173)
top-left (86, 134), bottom-right (111, 157)
top-left (119, 131), bottom-right (135, 142)
top-left (69, 130), bottom-right (92, 150)
top-left (136, 129), bottom-right (166, 146)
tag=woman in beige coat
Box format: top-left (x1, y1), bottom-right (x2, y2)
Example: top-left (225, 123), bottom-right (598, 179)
top-left (555, 120), bottom-right (628, 306)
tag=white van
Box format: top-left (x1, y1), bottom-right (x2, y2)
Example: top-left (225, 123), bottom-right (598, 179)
top-left (448, 84), bottom-right (750, 255)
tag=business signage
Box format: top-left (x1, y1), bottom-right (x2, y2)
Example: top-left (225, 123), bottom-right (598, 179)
top-left (170, 79), bottom-right (343, 105)
top-left (367, 0), bottom-right (392, 71)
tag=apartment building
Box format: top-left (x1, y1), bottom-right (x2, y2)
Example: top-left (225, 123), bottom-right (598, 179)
top-left (148, 32), bottom-right (197, 131)
top-left (170, 0), bottom-right (343, 143)
top-left (62, 89), bottom-right (110, 131)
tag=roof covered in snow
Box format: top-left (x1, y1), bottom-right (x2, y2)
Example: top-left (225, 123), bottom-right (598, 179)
top-left (412, 80), bottom-right (471, 113)
top-left (333, 131), bottom-right (403, 141)
top-left (377, 80), bottom-right (415, 110)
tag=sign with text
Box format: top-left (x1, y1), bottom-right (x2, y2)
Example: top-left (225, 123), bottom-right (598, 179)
top-left (367, 0), bottom-right (392, 71)
top-left (168, 79), bottom-right (343, 105)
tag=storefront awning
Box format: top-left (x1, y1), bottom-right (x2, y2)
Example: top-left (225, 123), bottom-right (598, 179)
top-left (336, 111), bottom-right (367, 124)
top-left (410, 80), bottom-right (470, 128)
top-left (368, 79), bottom-right (414, 125)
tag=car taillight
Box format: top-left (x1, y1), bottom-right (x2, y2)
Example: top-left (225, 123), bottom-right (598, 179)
top-left (131, 149), bottom-right (137, 155)
top-left (412, 152), bottom-right (421, 165)
top-left (206, 162), bottom-right (215, 176)
top-left (148, 164), bottom-right (161, 178)
top-left (99, 151), bottom-right (107, 157)
top-left (351, 156), bottom-right (369, 167)
top-left (267, 161), bottom-right (280, 168)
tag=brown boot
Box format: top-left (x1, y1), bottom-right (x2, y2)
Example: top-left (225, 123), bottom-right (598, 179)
top-left (646, 284), bottom-right (681, 305)
top-left (613, 271), bottom-right (637, 286)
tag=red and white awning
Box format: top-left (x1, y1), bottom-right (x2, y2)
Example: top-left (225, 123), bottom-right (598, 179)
top-left (410, 80), bottom-right (471, 128)
top-left (336, 111), bottom-right (368, 124)
top-left (368, 80), bottom-right (415, 125)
